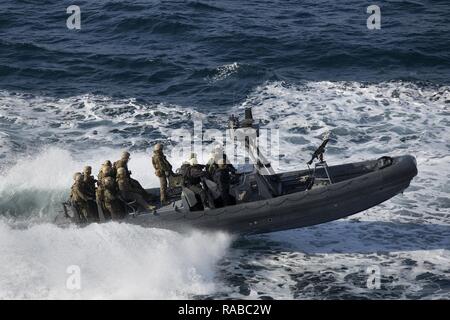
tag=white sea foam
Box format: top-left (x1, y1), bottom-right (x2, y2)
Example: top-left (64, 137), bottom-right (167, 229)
top-left (207, 62), bottom-right (240, 82)
top-left (0, 80), bottom-right (448, 299)
top-left (221, 81), bottom-right (449, 299)
top-left (0, 221), bottom-right (231, 299)
top-left (0, 148), bottom-right (233, 300)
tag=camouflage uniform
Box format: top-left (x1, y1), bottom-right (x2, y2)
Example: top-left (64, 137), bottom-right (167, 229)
top-left (116, 168), bottom-right (154, 211)
top-left (70, 173), bottom-right (90, 222)
top-left (113, 159), bottom-right (130, 177)
top-left (103, 177), bottom-right (124, 220)
top-left (83, 166), bottom-right (99, 222)
top-left (113, 152), bottom-right (131, 176)
top-left (152, 145), bottom-right (173, 204)
top-left (97, 161), bottom-right (114, 187)
top-left (114, 152), bottom-right (151, 200)
top-left (96, 182), bottom-right (110, 221)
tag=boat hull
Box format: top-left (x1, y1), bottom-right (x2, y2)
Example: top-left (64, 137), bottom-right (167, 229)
top-left (123, 155), bottom-right (418, 235)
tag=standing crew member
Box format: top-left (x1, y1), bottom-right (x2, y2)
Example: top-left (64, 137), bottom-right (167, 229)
top-left (152, 143), bottom-right (173, 205)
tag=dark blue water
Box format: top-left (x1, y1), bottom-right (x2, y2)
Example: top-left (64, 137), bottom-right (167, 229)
top-left (1, 0), bottom-right (449, 109)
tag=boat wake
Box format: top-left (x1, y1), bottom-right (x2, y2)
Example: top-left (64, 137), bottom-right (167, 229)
top-left (0, 80), bottom-right (448, 299)
top-left (0, 220), bottom-right (231, 299)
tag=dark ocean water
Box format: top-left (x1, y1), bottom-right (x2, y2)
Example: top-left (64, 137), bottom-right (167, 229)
top-left (1, 0), bottom-right (449, 108)
top-left (0, 1), bottom-right (449, 299)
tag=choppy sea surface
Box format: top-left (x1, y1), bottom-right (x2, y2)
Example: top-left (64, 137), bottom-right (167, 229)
top-left (0, 1), bottom-right (449, 299)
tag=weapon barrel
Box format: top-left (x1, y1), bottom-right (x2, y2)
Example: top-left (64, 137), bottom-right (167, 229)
top-left (307, 138), bottom-right (329, 165)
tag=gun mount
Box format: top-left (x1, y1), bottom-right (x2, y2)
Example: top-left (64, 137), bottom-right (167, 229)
top-left (307, 133), bottom-right (333, 185)
top-left (307, 137), bottom-right (330, 165)
top-left (228, 108), bottom-right (279, 197)
top-left (228, 108), bottom-right (274, 176)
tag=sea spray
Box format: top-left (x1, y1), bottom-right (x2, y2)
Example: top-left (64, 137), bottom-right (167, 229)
top-left (0, 221), bottom-right (232, 299)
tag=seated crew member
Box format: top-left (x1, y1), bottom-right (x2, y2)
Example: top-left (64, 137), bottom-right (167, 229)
top-left (213, 159), bottom-right (236, 207)
top-left (103, 177), bottom-right (125, 220)
top-left (114, 151), bottom-right (154, 202)
top-left (95, 179), bottom-right (110, 221)
top-left (206, 150), bottom-right (218, 177)
top-left (116, 167), bottom-right (156, 212)
top-left (206, 146), bottom-right (237, 178)
top-left (113, 151), bottom-right (131, 177)
top-left (70, 172), bottom-right (92, 223)
top-left (177, 161), bottom-right (191, 176)
top-left (178, 153), bottom-right (205, 177)
top-left (83, 166), bottom-right (99, 222)
top-left (182, 157), bottom-right (209, 210)
top-left (97, 160), bottom-right (114, 187)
